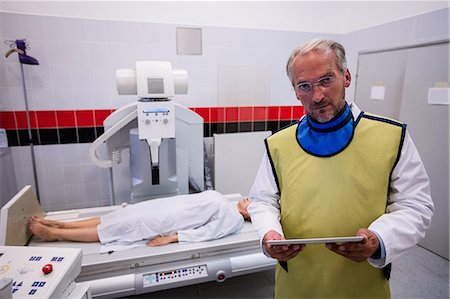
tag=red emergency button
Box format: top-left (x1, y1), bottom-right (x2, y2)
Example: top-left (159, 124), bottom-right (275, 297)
top-left (42, 264), bottom-right (53, 274)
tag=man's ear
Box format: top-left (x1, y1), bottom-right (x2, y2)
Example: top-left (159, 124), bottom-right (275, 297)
top-left (344, 69), bottom-right (351, 87)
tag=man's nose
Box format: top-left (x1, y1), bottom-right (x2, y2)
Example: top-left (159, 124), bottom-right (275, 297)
top-left (311, 84), bottom-right (325, 102)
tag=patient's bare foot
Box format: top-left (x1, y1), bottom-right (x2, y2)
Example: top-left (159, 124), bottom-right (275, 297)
top-left (29, 221), bottom-right (59, 241)
top-left (31, 216), bottom-right (65, 229)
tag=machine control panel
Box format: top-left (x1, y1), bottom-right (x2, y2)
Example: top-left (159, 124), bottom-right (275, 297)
top-left (137, 101), bottom-right (175, 140)
top-left (142, 265), bottom-right (208, 287)
top-left (0, 246), bottom-right (82, 298)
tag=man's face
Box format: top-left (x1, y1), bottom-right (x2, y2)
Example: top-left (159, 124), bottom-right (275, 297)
top-left (291, 49), bottom-right (351, 122)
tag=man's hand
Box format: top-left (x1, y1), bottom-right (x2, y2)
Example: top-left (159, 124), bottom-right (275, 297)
top-left (147, 234), bottom-right (178, 246)
top-left (326, 228), bottom-right (380, 262)
top-left (263, 230), bottom-right (305, 261)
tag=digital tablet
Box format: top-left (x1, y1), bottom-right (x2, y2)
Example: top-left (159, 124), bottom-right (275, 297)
top-left (266, 236), bottom-right (364, 246)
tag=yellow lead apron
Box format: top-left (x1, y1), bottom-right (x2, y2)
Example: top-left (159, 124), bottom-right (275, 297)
top-left (266, 113), bottom-right (405, 298)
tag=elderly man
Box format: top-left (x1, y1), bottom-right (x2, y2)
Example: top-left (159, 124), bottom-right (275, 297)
top-left (248, 38), bottom-right (433, 298)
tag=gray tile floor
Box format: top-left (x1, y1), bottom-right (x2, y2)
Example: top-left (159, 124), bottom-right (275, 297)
top-left (125, 245), bottom-right (449, 299)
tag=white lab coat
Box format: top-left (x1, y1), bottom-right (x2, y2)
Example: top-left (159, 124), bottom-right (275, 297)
top-left (248, 103), bottom-right (434, 268)
top-left (98, 190), bottom-right (244, 245)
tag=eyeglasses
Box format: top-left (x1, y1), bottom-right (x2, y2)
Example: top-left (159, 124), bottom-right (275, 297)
top-left (295, 75), bottom-right (336, 95)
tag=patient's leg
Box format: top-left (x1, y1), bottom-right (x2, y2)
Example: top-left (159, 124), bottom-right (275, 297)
top-left (29, 221), bottom-right (100, 242)
top-left (32, 216), bottom-right (101, 229)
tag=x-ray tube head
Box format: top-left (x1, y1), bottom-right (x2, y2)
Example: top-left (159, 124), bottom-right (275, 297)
top-left (116, 61), bottom-right (188, 100)
top-left (116, 69), bottom-right (137, 95)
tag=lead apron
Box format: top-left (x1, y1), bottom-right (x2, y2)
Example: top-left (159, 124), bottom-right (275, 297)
top-left (266, 113), bottom-right (405, 298)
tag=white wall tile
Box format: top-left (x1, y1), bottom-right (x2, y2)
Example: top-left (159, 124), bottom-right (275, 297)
top-left (29, 87), bottom-right (55, 110)
top-left (63, 164), bottom-right (83, 185)
top-left (65, 183), bottom-right (86, 209)
top-left (64, 17), bottom-right (86, 43)
top-left (71, 88), bottom-right (90, 109)
top-left (43, 16), bottom-right (68, 42)
top-left (60, 145), bottom-right (80, 165)
top-left (82, 183), bottom-right (103, 205)
top-left (70, 65), bottom-right (92, 88)
top-left (218, 65), bottom-right (271, 106)
top-left (85, 88), bottom-right (111, 109)
top-left (46, 41), bottom-right (72, 65)
top-left (0, 64), bottom-right (10, 88)
top-left (1, 13), bottom-right (24, 40)
top-left (66, 42), bottom-right (90, 66)
top-left (84, 19), bottom-right (108, 43)
top-left (85, 43), bottom-right (109, 66)
top-left (104, 43), bottom-right (134, 69)
top-left (5, 63), bottom-right (23, 89)
top-left (106, 20), bottom-right (132, 44)
top-left (87, 66), bottom-right (111, 88)
top-left (0, 88), bottom-right (13, 110)
top-left (52, 88), bottom-right (75, 110)
top-left (1, 40), bottom-right (10, 64)
top-left (8, 88), bottom-right (26, 110)
top-left (36, 144), bottom-right (62, 166)
top-left (27, 64), bottom-right (52, 89)
top-left (81, 163), bottom-right (100, 182)
top-left (49, 65), bottom-right (72, 89)
top-left (44, 184), bottom-right (68, 211)
top-left (141, 22), bottom-right (165, 45)
top-left (43, 165), bottom-right (65, 187)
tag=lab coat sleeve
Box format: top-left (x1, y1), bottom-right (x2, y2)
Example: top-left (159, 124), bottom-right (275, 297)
top-left (248, 152), bottom-right (284, 241)
top-left (368, 131), bottom-right (434, 268)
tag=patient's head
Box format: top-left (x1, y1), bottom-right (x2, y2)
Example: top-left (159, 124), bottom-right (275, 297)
top-left (237, 197), bottom-right (251, 221)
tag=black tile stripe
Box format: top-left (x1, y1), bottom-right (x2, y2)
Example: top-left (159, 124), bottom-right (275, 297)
top-left (59, 128), bottom-right (78, 144)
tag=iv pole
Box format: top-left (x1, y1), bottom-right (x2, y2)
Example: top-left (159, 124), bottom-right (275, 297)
top-left (5, 39), bottom-right (41, 202)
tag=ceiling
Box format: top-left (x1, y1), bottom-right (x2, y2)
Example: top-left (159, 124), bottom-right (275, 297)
top-left (1, 1), bottom-right (449, 34)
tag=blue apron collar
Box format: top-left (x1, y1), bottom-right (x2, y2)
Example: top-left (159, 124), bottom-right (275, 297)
top-left (297, 103), bottom-right (354, 157)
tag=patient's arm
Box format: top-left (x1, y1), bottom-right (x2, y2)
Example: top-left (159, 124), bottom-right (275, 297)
top-left (147, 234), bottom-right (178, 246)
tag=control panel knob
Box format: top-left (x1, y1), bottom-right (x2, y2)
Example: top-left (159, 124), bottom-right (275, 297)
top-left (42, 264), bottom-right (53, 275)
top-left (215, 270), bottom-right (226, 282)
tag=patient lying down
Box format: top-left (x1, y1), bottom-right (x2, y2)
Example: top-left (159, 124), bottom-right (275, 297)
top-left (29, 190), bottom-right (251, 247)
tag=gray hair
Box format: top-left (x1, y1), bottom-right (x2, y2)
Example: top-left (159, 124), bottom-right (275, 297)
top-left (286, 39), bottom-right (347, 85)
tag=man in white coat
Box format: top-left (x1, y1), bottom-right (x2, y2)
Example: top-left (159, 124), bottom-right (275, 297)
top-left (29, 190), bottom-right (251, 247)
top-left (248, 38), bottom-right (434, 298)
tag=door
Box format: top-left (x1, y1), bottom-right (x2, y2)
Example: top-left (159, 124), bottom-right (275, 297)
top-left (355, 41), bottom-right (449, 259)
top-left (398, 43), bottom-right (449, 259)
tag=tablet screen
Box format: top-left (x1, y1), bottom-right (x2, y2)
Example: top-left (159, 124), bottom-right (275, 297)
top-left (266, 236), bottom-right (364, 246)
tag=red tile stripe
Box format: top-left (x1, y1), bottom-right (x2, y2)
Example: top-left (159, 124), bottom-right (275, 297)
top-left (0, 106), bottom-right (305, 130)
top-left (193, 106), bottom-right (305, 123)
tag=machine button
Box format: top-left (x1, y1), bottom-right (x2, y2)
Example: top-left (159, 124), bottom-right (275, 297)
top-left (215, 270), bottom-right (226, 282)
top-left (42, 264), bottom-right (53, 274)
